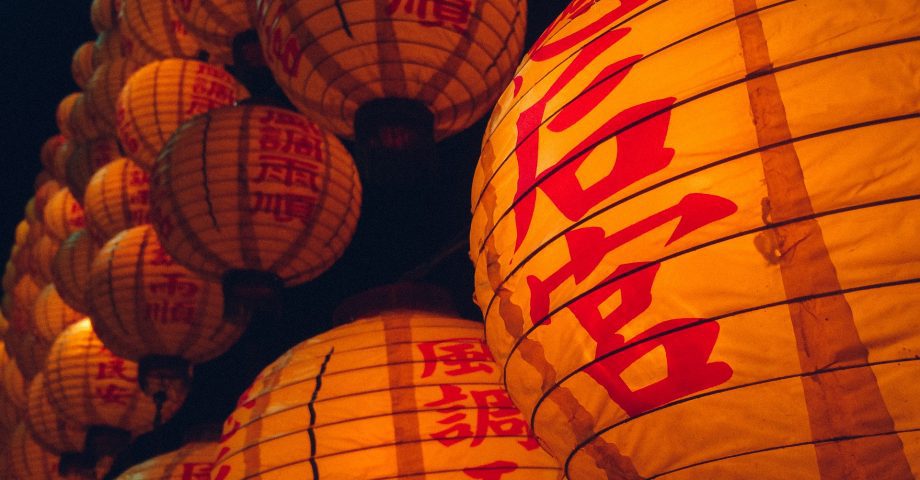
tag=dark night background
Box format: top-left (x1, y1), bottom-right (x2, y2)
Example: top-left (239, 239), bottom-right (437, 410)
top-left (0, 1), bottom-right (567, 475)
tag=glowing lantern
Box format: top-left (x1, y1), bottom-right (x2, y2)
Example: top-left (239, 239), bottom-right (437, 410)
top-left (28, 233), bottom-right (60, 287)
top-left (84, 158), bottom-right (151, 243)
top-left (43, 188), bottom-right (85, 242)
top-left (26, 372), bottom-right (87, 455)
top-left (173, 0), bottom-right (253, 64)
top-left (115, 441), bottom-right (217, 479)
top-left (251, 0), bottom-right (526, 153)
top-left (91, 0), bottom-right (121, 33)
top-left (5, 424), bottom-right (61, 480)
top-left (88, 225), bottom-right (243, 402)
top-left (44, 319), bottom-right (184, 456)
top-left (213, 309), bottom-right (560, 479)
top-left (52, 230), bottom-right (99, 315)
top-left (150, 104), bottom-right (361, 310)
top-left (116, 58), bottom-right (247, 171)
top-left (85, 59), bottom-right (141, 135)
top-left (71, 41), bottom-right (96, 90)
top-left (0, 342), bottom-right (27, 432)
top-left (32, 285), bottom-right (85, 346)
top-left (63, 137), bottom-right (120, 202)
top-left (0, 311), bottom-right (8, 338)
top-left (470, 1), bottom-right (920, 478)
top-left (119, 0), bottom-right (203, 64)
top-left (56, 93), bottom-right (80, 139)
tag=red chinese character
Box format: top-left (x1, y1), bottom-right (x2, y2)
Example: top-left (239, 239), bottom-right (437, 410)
top-left (258, 126), bottom-right (324, 159)
top-left (211, 446), bottom-right (232, 480)
top-left (147, 272), bottom-right (200, 297)
top-left (251, 191), bottom-right (317, 224)
top-left (529, 0), bottom-right (651, 61)
top-left (129, 169), bottom-right (150, 186)
top-left (251, 155), bottom-right (321, 189)
top-left (464, 461), bottom-right (519, 480)
top-left (146, 300), bottom-right (197, 325)
top-left (386, 0), bottom-right (472, 32)
top-left (180, 462), bottom-right (213, 480)
top-left (96, 357), bottom-right (136, 382)
top-left (150, 246), bottom-right (176, 266)
top-left (425, 385), bottom-right (539, 450)
top-left (95, 384), bottom-right (133, 405)
top-left (418, 338), bottom-right (495, 378)
top-left (129, 188), bottom-right (149, 205)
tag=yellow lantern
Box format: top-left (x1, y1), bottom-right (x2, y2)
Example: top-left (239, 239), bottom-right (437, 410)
top-left (51, 230), bottom-right (99, 316)
top-left (251, 0), bottom-right (526, 146)
top-left (32, 285), bottom-right (85, 346)
top-left (64, 137), bottom-right (121, 202)
top-left (173, 0), bottom-right (253, 64)
top-left (84, 158), bottom-right (151, 243)
top-left (150, 104), bottom-right (361, 308)
top-left (26, 372), bottom-right (87, 455)
top-left (115, 441), bottom-right (217, 479)
top-left (44, 319), bottom-right (184, 456)
top-left (118, 0), bottom-right (203, 64)
top-left (213, 309), bottom-right (560, 479)
top-left (85, 59), bottom-right (141, 135)
top-left (43, 188), bottom-right (85, 243)
top-left (71, 41), bottom-right (96, 90)
top-left (91, 0), bottom-right (121, 33)
top-left (88, 225), bottom-right (243, 400)
top-left (116, 58), bottom-right (248, 171)
top-left (470, 1), bottom-right (920, 478)
top-left (5, 424), bottom-right (62, 480)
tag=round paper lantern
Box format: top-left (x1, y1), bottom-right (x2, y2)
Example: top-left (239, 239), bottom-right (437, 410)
top-left (119, 0), bottom-right (203, 64)
top-left (115, 441), bottom-right (217, 479)
top-left (88, 225), bottom-right (243, 400)
top-left (64, 137), bottom-right (121, 202)
top-left (116, 58), bottom-right (247, 171)
top-left (56, 93), bottom-right (80, 139)
top-left (43, 188), bottom-right (85, 242)
top-left (5, 275), bottom-right (41, 333)
top-left (71, 41), bottom-right (96, 89)
top-left (91, 0), bottom-right (121, 33)
top-left (470, 2), bottom-right (920, 478)
top-left (150, 104), bottom-right (361, 301)
top-left (173, 0), bottom-right (253, 64)
top-left (41, 136), bottom-right (68, 179)
top-left (251, 0), bottom-right (526, 143)
top-left (14, 219), bottom-right (30, 246)
top-left (0, 342), bottom-right (27, 431)
top-left (52, 230), bottom-right (99, 315)
top-left (32, 285), bottom-right (85, 345)
top-left (26, 372), bottom-right (87, 455)
top-left (5, 424), bottom-right (61, 480)
top-left (4, 332), bottom-right (49, 381)
top-left (85, 59), bottom-right (141, 135)
top-left (84, 157), bottom-right (151, 243)
top-left (93, 28), bottom-right (132, 68)
top-left (44, 319), bottom-right (184, 453)
top-left (59, 94), bottom-right (106, 142)
top-left (213, 309), bottom-right (560, 479)
top-left (28, 233), bottom-right (60, 288)
top-left (0, 311), bottom-right (8, 338)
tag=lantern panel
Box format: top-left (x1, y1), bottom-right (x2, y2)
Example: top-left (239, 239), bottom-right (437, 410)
top-left (115, 441), bottom-right (216, 479)
top-left (84, 158), bottom-right (151, 243)
top-left (5, 424), bottom-right (61, 480)
top-left (26, 372), bottom-right (87, 454)
top-left (119, 0), bottom-right (203, 64)
top-left (51, 230), bottom-right (99, 315)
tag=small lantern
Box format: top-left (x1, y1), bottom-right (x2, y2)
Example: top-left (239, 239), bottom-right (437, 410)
top-left (173, 0), bottom-right (253, 65)
top-left (64, 137), bottom-right (121, 202)
top-left (83, 158), bottom-right (151, 243)
top-left (71, 41), bottom-right (96, 90)
top-left (29, 233), bottom-right (61, 286)
top-left (0, 342), bottom-right (27, 432)
top-left (119, 0), bottom-right (203, 64)
top-left (91, 0), bottom-right (121, 33)
top-left (85, 59), bottom-right (141, 135)
top-left (40, 135), bottom-right (68, 182)
top-left (43, 188), bottom-right (85, 243)
top-left (93, 28), bottom-right (132, 68)
top-left (32, 285), bottom-right (85, 346)
top-left (51, 230), bottom-right (99, 316)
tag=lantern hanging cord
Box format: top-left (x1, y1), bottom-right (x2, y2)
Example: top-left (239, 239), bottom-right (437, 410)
top-left (153, 390), bottom-right (167, 429)
top-left (400, 230), bottom-right (468, 281)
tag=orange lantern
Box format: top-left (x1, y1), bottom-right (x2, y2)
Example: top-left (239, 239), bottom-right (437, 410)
top-left (50, 141), bottom-right (78, 184)
top-left (44, 319), bottom-right (184, 457)
top-left (91, 0), bottom-right (121, 33)
top-left (32, 285), bottom-right (85, 346)
top-left (251, 0), bottom-right (526, 152)
top-left (5, 275), bottom-right (41, 333)
top-left (85, 58), bottom-right (141, 135)
top-left (71, 41), bottom-right (96, 90)
top-left (0, 342), bottom-right (27, 432)
top-left (58, 93), bottom-right (106, 142)
top-left (64, 137), bottom-right (121, 202)
top-left (14, 219), bottom-right (30, 246)
top-left (470, 1), bottom-right (920, 478)
top-left (5, 424), bottom-right (62, 480)
top-left (93, 28), bottom-right (132, 67)
top-left (26, 372), bottom-right (87, 455)
top-left (118, 0), bottom-right (203, 64)
top-left (84, 158), bottom-right (151, 243)
top-left (51, 230), bottom-right (99, 315)
top-left (28, 233), bottom-right (60, 286)
top-left (116, 58), bottom-right (247, 171)
top-left (0, 311), bottom-right (9, 338)
top-left (213, 308), bottom-right (560, 479)
top-left (88, 225), bottom-right (243, 401)
top-left (115, 441), bottom-right (217, 479)
top-left (41, 136), bottom-right (68, 179)
top-left (4, 332), bottom-right (49, 381)
top-left (43, 188), bottom-right (85, 243)
top-left (150, 104), bottom-right (361, 308)
top-left (55, 94), bottom-right (81, 139)
top-left (173, 0), bottom-right (253, 64)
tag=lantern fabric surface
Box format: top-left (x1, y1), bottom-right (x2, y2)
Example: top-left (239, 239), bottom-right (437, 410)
top-left (71, 41), bottom-right (96, 89)
top-left (116, 58), bottom-right (247, 171)
top-left (115, 441), bottom-right (216, 479)
top-left (93, 28), bottom-right (132, 67)
top-left (213, 311), bottom-right (560, 479)
top-left (118, 0), bottom-right (203, 64)
top-left (91, 0), bottom-right (121, 33)
top-left (43, 188), bottom-right (85, 242)
top-left (84, 157), bottom-right (151, 243)
top-left (85, 59), bottom-right (142, 135)
top-left (40, 135), bottom-right (67, 182)
top-left (28, 234), bottom-right (60, 286)
top-left (51, 230), bottom-right (99, 315)
top-left (0, 342), bottom-right (27, 431)
top-left (26, 372), bottom-right (87, 454)
top-left (173, 0), bottom-right (253, 64)
top-left (88, 225), bottom-right (239, 364)
top-left (32, 285), bottom-right (85, 346)
top-left (5, 424), bottom-right (62, 480)
top-left (44, 319), bottom-right (183, 434)
top-left (6, 275), bottom-right (41, 333)
top-left (251, 0), bottom-right (527, 140)
top-left (55, 93), bottom-right (81, 140)
top-left (470, 1), bottom-right (920, 478)
top-left (150, 105), bottom-right (361, 287)
top-left (64, 136), bottom-right (121, 202)
top-left (4, 332), bottom-right (49, 381)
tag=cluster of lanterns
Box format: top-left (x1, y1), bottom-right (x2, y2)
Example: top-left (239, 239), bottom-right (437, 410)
top-left (3, 0), bottom-right (916, 479)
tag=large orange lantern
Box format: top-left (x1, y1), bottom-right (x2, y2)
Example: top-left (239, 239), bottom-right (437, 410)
top-left (4, 424), bottom-right (62, 480)
top-left (85, 59), bottom-right (141, 136)
top-left (116, 58), bottom-right (247, 171)
top-left (173, 0), bottom-right (253, 64)
top-left (83, 157), bottom-right (151, 243)
top-left (43, 188), bottom-right (85, 242)
top-left (64, 137), bottom-right (121, 202)
top-left (115, 441), bottom-right (217, 479)
top-left (118, 0), bottom-right (203, 64)
top-left (150, 105), bottom-right (361, 308)
top-left (251, 0), bottom-right (526, 153)
top-left (51, 230), bottom-right (99, 315)
top-left (71, 41), bottom-right (96, 90)
top-left (88, 225), bottom-right (243, 401)
top-left (213, 308), bottom-right (560, 479)
top-left (44, 319), bottom-right (184, 457)
top-left (470, 1), bottom-right (920, 478)
top-left (32, 285), bottom-right (85, 346)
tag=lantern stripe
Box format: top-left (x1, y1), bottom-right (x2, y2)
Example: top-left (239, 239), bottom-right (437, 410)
top-left (233, 106), bottom-right (262, 269)
top-left (384, 319), bottom-right (424, 477)
top-left (375, 2), bottom-right (404, 98)
top-left (307, 348), bottom-right (333, 478)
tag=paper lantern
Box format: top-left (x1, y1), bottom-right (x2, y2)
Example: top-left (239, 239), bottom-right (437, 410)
top-left (470, 1), bottom-right (920, 478)
top-left (28, 233), bottom-right (60, 289)
top-left (91, 0), bottom-right (121, 33)
top-left (43, 188), bottom-right (85, 242)
top-left (150, 104), bottom-right (361, 304)
top-left (251, 0), bottom-right (526, 143)
top-left (115, 441), bottom-right (216, 479)
top-left (64, 137), bottom-right (121, 202)
top-left (84, 157), bottom-right (151, 243)
top-left (0, 311), bottom-right (9, 338)
top-left (213, 310), bottom-right (560, 479)
top-left (32, 285), bottom-right (85, 346)
top-left (26, 372), bottom-right (87, 455)
top-left (51, 230), bottom-right (99, 315)
top-left (119, 0), bottom-right (203, 64)
top-left (59, 93), bottom-right (106, 142)
top-left (5, 275), bottom-right (41, 333)
top-left (88, 225), bottom-right (243, 400)
top-left (4, 332), bottom-right (49, 381)
top-left (0, 342), bottom-right (27, 432)
top-left (71, 41), bottom-right (96, 90)
top-left (14, 219), bottom-right (30, 246)
top-left (85, 59), bottom-right (141, 135)
top-left (41, 135), bottom-right (68, 181)
top-left (56, 93), bottom-right (81, 139)
top-left (44, 319), bottom-right (184, 452)
top-left (5, 424), bottom-right (61, 480)
top-left (93, 28), bottom-right (132, 67)
top-left (51, 141), bottom-right (78, 185)
top-left (116, 58), bottom-right (247, 171)
top-left (173, 0), bottom-right (253, 64)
